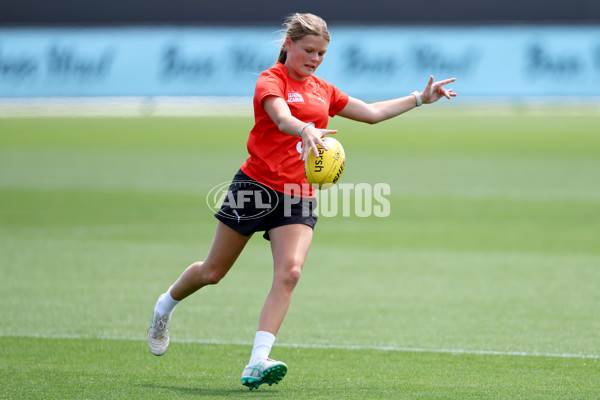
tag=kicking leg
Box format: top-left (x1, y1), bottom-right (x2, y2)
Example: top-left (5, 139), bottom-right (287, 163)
top-left (241, 224), bottom-right (313, 389)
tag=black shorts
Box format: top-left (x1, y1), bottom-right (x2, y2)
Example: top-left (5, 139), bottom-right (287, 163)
top-left (214, 169), bottom-right (318, 240)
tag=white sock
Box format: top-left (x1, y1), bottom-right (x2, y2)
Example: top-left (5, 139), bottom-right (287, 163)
top-left (154, 286), bottom-right (180, 316)
top-left (249, 331), bottom-right (276, 365)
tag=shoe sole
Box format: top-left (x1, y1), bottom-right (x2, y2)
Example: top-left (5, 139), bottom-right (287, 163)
top-left (147, 334), bottom-right (169, 356)
top-left (241, 364), bottom-right (287, 390)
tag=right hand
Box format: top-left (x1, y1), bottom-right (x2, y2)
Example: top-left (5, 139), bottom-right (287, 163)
top-left (299, 125), bottom-right (338, 161)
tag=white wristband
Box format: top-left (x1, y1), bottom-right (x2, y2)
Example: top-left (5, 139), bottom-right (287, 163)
top-left (299, 122), bottom-right (315, 137)
top-left (411, 91), bottom-right (423, 107)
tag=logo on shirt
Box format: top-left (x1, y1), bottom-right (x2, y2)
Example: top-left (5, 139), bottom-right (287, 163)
top-left (288, 92), bottom-right (305, 103)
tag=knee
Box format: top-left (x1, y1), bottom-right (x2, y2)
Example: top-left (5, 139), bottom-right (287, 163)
top-left (204, 271), bottom-right (224, 285)
top-left (275, 263), bottom-right (303, 289)
top-left (189, 261), bottom-right (225, 286)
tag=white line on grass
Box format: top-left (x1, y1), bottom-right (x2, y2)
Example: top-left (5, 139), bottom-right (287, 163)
top-left (2, 332), bottom-right (599, 360)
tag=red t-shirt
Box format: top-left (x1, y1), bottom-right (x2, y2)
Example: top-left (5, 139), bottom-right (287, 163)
top-left (240, 62), bottom-right (349, 198)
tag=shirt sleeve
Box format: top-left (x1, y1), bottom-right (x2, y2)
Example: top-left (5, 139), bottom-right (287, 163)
top-left (255, 69), bottom-right (286, 106)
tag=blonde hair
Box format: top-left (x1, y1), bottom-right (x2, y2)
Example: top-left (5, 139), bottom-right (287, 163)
top-left (277, 13), bottom-right (330, 64)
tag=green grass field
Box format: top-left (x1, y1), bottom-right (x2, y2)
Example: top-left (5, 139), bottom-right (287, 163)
top-left (1, 109), bottom-right (599, 399)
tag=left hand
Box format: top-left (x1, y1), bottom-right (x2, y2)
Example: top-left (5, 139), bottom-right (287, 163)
top-left (421, 76), bottom-right (457, 104)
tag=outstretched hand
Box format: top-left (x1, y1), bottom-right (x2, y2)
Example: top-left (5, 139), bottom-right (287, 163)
top-left (421, 76), bottom-right (457, 104)
top-left (299, 126), bottom-right (338, 161)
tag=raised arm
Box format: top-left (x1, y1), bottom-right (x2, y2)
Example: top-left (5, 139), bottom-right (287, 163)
top-left (338, 76), bottom-right (456, 124)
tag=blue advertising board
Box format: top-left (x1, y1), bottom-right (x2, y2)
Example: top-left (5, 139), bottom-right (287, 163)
top-left (1, 26), bottom-right (599, 98)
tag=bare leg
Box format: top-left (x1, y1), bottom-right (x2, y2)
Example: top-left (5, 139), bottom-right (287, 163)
top-left (258, 224), bottom-right (313, 335)
top-left (170, 221), bottom-right (252, 301)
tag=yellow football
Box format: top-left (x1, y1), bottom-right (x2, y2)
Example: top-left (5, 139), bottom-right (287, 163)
top-left (304, 137), bottom-right (346, 189)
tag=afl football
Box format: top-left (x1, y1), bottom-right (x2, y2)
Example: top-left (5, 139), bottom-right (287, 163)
top-left (304, 137), bottom-right (346, 189)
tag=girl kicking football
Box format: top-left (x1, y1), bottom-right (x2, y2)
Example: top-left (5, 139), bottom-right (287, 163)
top-left (148, 12), bottom-right (456, 390)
